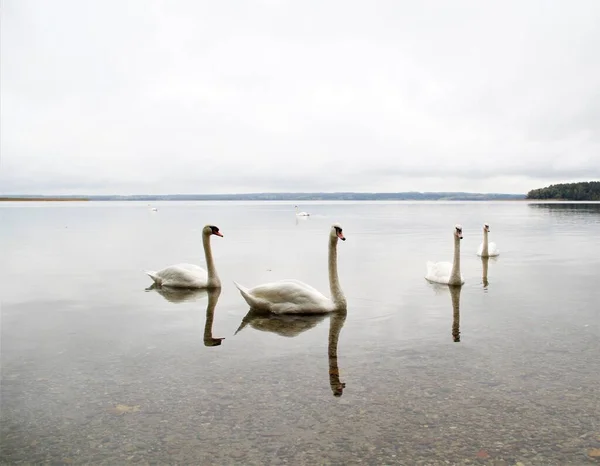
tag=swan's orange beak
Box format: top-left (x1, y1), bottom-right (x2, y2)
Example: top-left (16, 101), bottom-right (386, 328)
top-left (214, 231), bottom-right (223, 237)
top-left (337, 231), bottom-right (346, 241)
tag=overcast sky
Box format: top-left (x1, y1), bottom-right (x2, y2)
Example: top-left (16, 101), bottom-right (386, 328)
top-left (1, 0), bottom-right (599, 195)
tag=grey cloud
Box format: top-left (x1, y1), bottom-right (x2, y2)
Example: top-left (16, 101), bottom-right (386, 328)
top-left (1, 0), bottom-right (600, 195)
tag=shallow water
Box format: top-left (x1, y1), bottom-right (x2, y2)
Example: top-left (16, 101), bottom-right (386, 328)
top-left (1, 200), bottom-right (599, 465)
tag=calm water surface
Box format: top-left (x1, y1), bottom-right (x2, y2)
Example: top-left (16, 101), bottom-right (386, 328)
top-left (1, 201), bottom-right (599, 465)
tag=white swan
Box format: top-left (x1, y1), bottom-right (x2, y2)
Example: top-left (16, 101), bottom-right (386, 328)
top-left (295, 205), bottom-right (310, 216)
top-left (425, 224), bottom-right (465, 286)
top-left (477, 223), bottom-right (499, 257)
top-left (234, 224), bottom-right (347, 314)
top-left (146, 225), bottom-right (223, 288)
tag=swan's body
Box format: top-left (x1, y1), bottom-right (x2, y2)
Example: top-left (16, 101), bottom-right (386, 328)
top-left (234, 279), bottom-right (335, 314)
top-left (295, 205), bottom-right (310, 216)
top-left (477, 223), bottom-right (499, 257)
top-left (426, 224), bottom-right (465, 286)
top-left (146, 263), bottom-right (208, 288)
top-left (234, 224), bottom-right (347, 314)
top-left (151, 207), bottom-right (158, 212)
top-left (146, 225), bottom-right (223, 289)
top-left (426, 261), bottom-right (464, 286)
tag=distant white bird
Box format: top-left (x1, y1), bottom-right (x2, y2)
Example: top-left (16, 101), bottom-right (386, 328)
top-left (425, 224), bottom-right (465, 286)
top-left (295, 205), bottom-right (310, 216)
top-left (151, 207), bottom-right (158, 212)
top-left (477, 223), bottom-right (499, 257)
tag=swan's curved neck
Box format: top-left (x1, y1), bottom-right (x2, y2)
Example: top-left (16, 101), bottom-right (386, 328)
top-left (203, 234), bottom-right (220, 287)
top-left (328, 310), bottom-right (347, 396)
top-left (482, 230), bottom-right (489, 256)
top-left (449, 235), bottom-right (462, 285)
top-left (328, 237), bottom-right (346, 308)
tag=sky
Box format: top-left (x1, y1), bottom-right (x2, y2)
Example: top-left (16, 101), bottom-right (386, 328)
top-left (1, 0), bottom-right (600, 195)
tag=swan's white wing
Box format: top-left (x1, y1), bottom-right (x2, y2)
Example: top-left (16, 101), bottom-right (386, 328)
top-left (477, 242), bottom-right (500, 256)
top-left (425, 261), bottom-right (453, 284)
top-left (155, 263), bottom-right (208, 288)
top-left (236, 279), bottom-right (332, 314)
top-left (488, 242), bottom-right (500, 256)
top-left (249, 280), bottom-right (328, 304)
top-left (276, 279), bottom-right (324, 296)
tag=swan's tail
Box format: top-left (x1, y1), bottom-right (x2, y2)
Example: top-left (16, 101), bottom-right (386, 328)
top-left (233, 281), bottom-right (254, 307)
top-left (146, 271), bottom-right (162, 285)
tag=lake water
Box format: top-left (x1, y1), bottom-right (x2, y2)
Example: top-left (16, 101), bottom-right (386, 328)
top-left (1, 201), bottom-right (599, 465)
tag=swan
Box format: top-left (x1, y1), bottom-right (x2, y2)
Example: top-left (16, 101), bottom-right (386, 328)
top-left (234, 223), bottom-right (347, 314)
top-left (425, 224), bottom-right (465, 286)
top-left (477, 223), bottom-right (499, 257)
top-left (146, 224), bottom-right (223, 288)
top-left (295, 205), bottom-right (310, 216)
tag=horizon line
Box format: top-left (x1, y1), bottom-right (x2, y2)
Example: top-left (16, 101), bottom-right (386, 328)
top-left (0, 190), bottom-right (525, 196)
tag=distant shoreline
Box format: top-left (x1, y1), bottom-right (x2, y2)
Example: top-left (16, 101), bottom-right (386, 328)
top-left (0, 197), bottom-right (90, 202)
top-left (2, 197), bottom-right (599, 203)
top-left (0, 192), bottom-right (526, 202)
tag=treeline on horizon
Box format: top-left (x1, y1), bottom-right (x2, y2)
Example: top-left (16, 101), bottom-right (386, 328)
top-left (526, 181), bottom-right (600, 201)
top-left (1, 192), bottom-right (525, 201)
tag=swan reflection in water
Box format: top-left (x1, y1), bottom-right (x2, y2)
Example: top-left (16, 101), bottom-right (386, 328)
top-left (481, 256), bottom-right (489, 289)
top-left (145, 285), bottom-right (225, 346)
top-left (449, 285), bottom-right (461, 342)
top-left (429, 284), bottom-right (462, 342)
top-left (235, 309), bottom-right (347, 396)
top-left (295, 215), bottom-right (309, 226)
